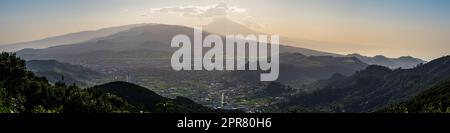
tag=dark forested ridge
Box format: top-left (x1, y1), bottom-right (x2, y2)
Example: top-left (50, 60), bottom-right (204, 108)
top-left (381, 80), bottom-right (450, 113)
top-left (277, 56), bottom-right (450, 113)
top-left (90, 81), bottom-right (221, 113)
top-left (0, 52), bottom-right (219, 113)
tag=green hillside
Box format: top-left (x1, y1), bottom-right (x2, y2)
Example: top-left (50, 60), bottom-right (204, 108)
top-left (278, 56), bottom-right (450, 113)
top-left (381, 80), bottom-right (450, 113)
top-left (89, 81), bottom-right (215, 113)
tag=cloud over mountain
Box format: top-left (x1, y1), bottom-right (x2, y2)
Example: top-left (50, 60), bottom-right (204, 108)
top-left (150, 3), bottom-right (246, 18)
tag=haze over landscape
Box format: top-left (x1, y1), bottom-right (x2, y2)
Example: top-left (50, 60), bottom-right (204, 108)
top-left (1, 0), bottom-right (450, 60)
top-left (1, 0), bottom-right (450, 114)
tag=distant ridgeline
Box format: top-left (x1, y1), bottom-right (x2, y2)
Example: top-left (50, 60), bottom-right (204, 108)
top-left (0, 52), bottom-right (238, 113)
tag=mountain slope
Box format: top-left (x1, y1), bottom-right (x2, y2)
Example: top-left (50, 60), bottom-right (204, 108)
top-left (381, 80), bottom-right (450, 113)
top-left (16, 23), bottom-right (341, 61)
top-left (16, 24), bottom-right (197, 59)
top-left (203, 18), bottom-right (425, 67)
top-left (204, 18), bottom-right (259, 35)
top-left (15, 23), bottom-right (366, 79)
top-left (0, 24), bottom-right (146, 52)
top-left (278, 55), bottom-right (450, 112)
top-left (203, 18), bottom-right (342, 57)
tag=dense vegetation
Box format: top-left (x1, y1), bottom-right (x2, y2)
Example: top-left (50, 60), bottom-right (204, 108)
top-left (381, 80), bottom-right (450, 113)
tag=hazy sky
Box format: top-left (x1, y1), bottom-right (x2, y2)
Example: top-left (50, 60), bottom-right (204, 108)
top-left (1, 0), bottom-right (450, 60)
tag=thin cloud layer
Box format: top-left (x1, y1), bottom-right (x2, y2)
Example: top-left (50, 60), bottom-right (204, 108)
top-left (151, 3), bottom-right (246, 18)
top-left (242, 16), bottom-right (267, 29)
